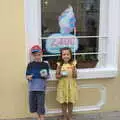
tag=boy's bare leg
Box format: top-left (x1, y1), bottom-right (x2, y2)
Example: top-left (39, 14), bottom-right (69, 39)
top-left (36, 114), bottom-right (44, 120)
top-left (36, 114), bottom-right (40, 120)
top-left (37, 118), bottom-right (41, 120)
top-left (68, 102), bottom-right (73, 120)
top-left (61, 103), bottom-right (68, 120)
top-left (39, 115), bottom-right (44, 120)
top-left (31, 113), bottom-right (39, 120)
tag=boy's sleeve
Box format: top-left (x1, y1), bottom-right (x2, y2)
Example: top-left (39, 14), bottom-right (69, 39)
top-left (47, 63), bottom-right (50, 75)
top-left (26, 63), bottom-right (32, 75)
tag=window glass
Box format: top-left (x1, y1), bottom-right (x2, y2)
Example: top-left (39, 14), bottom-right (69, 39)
top-left (41, 0), bottom-right (100, 69)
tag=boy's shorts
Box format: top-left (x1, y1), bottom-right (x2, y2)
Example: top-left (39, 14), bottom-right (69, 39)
top-left (29, 91), bottom-right (45, 115)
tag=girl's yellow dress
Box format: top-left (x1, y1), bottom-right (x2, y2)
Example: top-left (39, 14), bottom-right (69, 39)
top-left (56, 61), bottom-right (78, 104)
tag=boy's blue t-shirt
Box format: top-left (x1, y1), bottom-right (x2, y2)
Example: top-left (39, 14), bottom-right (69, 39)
top-left (26, 61), bottom-right (49, 91)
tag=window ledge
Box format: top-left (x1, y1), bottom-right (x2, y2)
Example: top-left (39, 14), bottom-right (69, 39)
top-left (48, 67), bottom-right (118, 81)
top-left (77, 67), bottom-right (117, 79)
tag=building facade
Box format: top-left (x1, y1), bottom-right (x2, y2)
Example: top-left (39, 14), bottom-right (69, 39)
top-left (0, 0), bottom-right (120, 119)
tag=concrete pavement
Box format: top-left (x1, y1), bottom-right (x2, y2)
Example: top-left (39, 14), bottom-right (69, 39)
top-left (1, 111), bottom-right (120, 120)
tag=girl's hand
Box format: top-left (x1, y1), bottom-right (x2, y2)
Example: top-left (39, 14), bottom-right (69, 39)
top-left (56, 62), bottom-right (62, 79)
top-left (56, 74), bottom-right (62, 79)
top-left (72, 66), bottom-right (77, 78)
top-left (26, 75), bottom-right (33, 80)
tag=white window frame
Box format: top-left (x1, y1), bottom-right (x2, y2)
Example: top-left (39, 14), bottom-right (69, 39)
top-left (24, 0), bottom-right (120, 80)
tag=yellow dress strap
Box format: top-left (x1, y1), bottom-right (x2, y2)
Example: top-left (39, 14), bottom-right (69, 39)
top-left (57, 62), bottom-right (61, 66)
top-left (72, 60), bottom-right (77, 66)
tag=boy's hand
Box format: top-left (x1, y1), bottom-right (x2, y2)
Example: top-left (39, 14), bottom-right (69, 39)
top-left (26, 75), bottom-right (33, 80)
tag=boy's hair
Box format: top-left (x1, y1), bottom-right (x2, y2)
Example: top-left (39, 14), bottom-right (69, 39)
top-left (59, 47), bottom-right (73, 66)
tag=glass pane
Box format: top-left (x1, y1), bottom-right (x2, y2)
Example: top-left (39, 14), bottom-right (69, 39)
top-left (42, 0), bottom-right (100, 36)
top-left (41, 0), bottom-right (100, 69)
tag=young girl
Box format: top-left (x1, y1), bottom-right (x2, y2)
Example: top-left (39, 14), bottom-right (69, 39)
top-left (56, 47), bottom-right (78, 120)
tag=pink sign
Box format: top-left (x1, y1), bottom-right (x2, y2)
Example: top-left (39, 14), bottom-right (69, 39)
top-left (46, 33), bottom-right (78, 53)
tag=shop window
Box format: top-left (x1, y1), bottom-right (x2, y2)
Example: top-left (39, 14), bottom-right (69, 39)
top-left (41, 0), bottom-right (99, 69)
top-left (24, 0), bottom-right (119, 79)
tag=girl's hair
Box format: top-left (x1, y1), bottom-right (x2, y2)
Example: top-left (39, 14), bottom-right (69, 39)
top-left (59, 47), bottom-right (73, 66)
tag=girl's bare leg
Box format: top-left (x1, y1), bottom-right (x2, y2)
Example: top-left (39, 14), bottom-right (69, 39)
top-left (68, 102), bottom-right (73, 120)
top-left (62, 103), bottom-right (68, 120)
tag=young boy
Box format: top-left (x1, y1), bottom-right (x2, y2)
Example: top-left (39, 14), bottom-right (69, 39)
top-left (26, 45), bottom-right (49, 120)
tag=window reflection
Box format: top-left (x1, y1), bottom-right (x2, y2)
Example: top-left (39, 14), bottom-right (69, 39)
top-left (41, 0), bottom-right (99, 69)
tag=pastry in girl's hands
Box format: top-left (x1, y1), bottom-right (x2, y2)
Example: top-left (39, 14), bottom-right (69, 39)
top-left (61, 70), bottom-right (68, 77)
